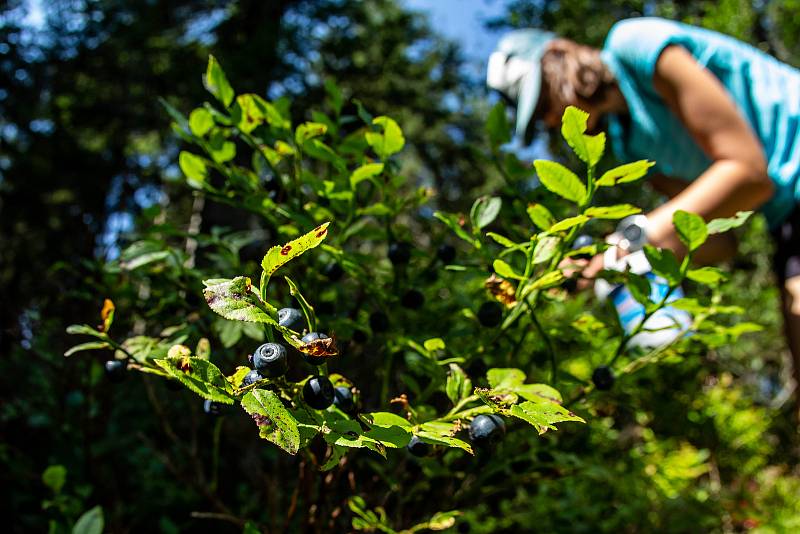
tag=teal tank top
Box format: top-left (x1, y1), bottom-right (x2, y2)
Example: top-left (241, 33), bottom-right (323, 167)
top-left (600, 17), bottom-right (800, 228)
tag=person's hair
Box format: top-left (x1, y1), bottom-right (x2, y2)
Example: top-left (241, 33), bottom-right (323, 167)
top-left (536, 38), bottom-right (615, 118)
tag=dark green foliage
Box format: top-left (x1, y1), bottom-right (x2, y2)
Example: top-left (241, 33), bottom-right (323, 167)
top-left (369, 312), bottom-right (390, 333)
top-left (437, 244), bottom-right (456, 264)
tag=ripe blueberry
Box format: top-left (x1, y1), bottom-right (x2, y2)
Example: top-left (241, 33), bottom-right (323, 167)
top-left (278, 307), bottom-right (304, 330)
top-left (369, 311), bottom-right (390, 333)
top-left (477, 301), bottom-right (503, 328)
top-left (301, 332), bottom-right (330, 366)
top-left (388, 242), bottom-right (411, 265)
top-left (253, 343), bottom-right (288, 378)
top-left (401, 289), bottom-right (425, 310)
top-left (469, 414), bottom-right (506, 448)
top-left (241, 369), bottom-right (262, 388)
top-left (303, 376), bottom-right (335, 410)
top-left (437, 244), bottom-right (456, 264)
top-left (333, 386), bottom-right (355, 412)
top-left (203, 399), bottom-right (225, 416)
top-left (592, 365), bottom-right (615, 391)
top-left (351, 329), bottom-right (368, 344)
top-left (104, 360), bottom-right (126, 383)
top-left (322, 262), bottom-right (343, 281)
top-left (407, 435), bottom-right (431, 457)
top-left (571, 234), bottom-right (593, 260)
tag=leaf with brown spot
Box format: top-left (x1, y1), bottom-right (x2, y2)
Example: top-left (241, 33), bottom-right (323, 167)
top-left (202, 276), bottom-right (275, 323)
top-left (261, 222), bottom-right (331, 284)
top-left (485, 274), bottom-right (517, 308)
top-left (297, 334), bottom-right (339, 358)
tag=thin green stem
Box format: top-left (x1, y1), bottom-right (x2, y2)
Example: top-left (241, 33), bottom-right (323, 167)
top-left (529, 308), bottom-right (557, 384)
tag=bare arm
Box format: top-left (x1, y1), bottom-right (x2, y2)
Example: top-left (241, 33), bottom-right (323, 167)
top-left (646, 45), bottom-right (772, 259)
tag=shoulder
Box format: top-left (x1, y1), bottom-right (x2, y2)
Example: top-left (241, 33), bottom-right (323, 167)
top-left (603, 18), bottom-right (689, 79)
top-left (604, 17), bottom-right (682, 51)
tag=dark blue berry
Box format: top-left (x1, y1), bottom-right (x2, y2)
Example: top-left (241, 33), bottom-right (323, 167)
top-left (592, 365), bottom-right (615, 391)
top-left (407, 435), bottom-right (431, 457)
top-left (437, 244), bottom-right (456, 264)
top-left (401, 289), bottom-right (425, 309)
top-left (388, 242), bottom-right (411, 265)
top-left (477, 301), bottom-right (503, 328)
top-left (303, 376), bottom-right (335, 410)
top-left (300, 332), bottom-right (330, 366)
top-left (104, 360), bottom-right (126, 383)
top-left (322, 262), bottom-right (344, 281)
top-left (351, 329), bottom-right (368, 344)
top-left (469, 414), bottom-right (506, 448)
top-left (241, 369), bottom-right (262, 387)
top-left (253, 343), bottom-right (288, 378)
top-left (203, 399), bottom-right (225, 416)
top-left (278, 308), bottom-right (304, 330)
top-left (333, 386), bottom-right (355, 412)
top-left (369, 311), bottom-right (390, 333)
top-left (571, 234), bottom-right (594, 260)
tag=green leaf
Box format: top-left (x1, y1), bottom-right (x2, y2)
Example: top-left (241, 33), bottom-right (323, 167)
top-left (360, 412), bottom-right (412, 428)
top-left (584, 204), bottom-right (641, 220)
top-left (487, 368), bottom-right (526, 389)
top-left (673, 210), bottom-right (708, 252)
top-left (533, 160), bottom-right (587, 204)
top-left (417, 421), bottom-right (474, 454)
top-left (434, 212), bottom-right (479, 248)
top-left (207, 132), bottom-right (236, 163)
top-left (285, 276), bottom-right (314, 333)
top-left (64, 341), bottom-right (112, 357)
top-left (42, 465), bottom-right (67, 494)
top-left (350, 163), bottom-right (384, 188)
top-left (261, 223), bottom-right (330, 284)
top-left (423, 338), bottom-right (446, 352)
top-left (366, 116), bottom-right (405, 159)
top-left (549, 215), bottom-right (589, 233)
top-left (203, 277), bottom-right (274, 323)
top-left (626, 273), bottom-right (652, 307)
top-left (179, 151), bottom-right (207, 189)
top-left (325, 419), bottom-right (387, 456)
top-left (486, 101), bottom-right (511, 147)
top-left (203, 55), bottom-right (234, 107)
top-left (706, 211), bottom-right (753, 234)
top-left (492, 259), bottom-right (523, 280)
top-left (486, 232), bottom-right (517, 248)
top-left (525, 270), bottom-right (565, 293)
top-left (72, 506), bottom-right (103, 534)
top-left (241, 389), bottom-right (300, 454)
top-left (189, 108), bottom-right (214, 136)
top-left (154, 357), bottom-right (234, 403)
top-left (687, 267), bottom-right (728, 286)
top-left (66, 324), bottom-right (105, 339)
top-left (509, 400), bottom-right (585, 435)
top-left (470, 196), bottom-right (502, 230)
top-left (233, 94), bottom-right (265, 134)
top-left (515, 384), bottom-right (563, 403)
top-left (643, 245), bottom-right (682, 286)
top-left (596, 160), bottom-right (654, 186)
top-left (445, 364), bottom-right (472, 404)
top-left (527, 203), bottom-right (556, 231)
top-left (560, 106), bottom-right (605, 166)
top-left (533, 235), bottom-right (560, 264)
top-left (295, 121), bottom-right (327, 145)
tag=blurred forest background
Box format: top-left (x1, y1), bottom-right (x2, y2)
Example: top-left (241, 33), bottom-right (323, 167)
top-left (3, 0), bottom-right (800, 532)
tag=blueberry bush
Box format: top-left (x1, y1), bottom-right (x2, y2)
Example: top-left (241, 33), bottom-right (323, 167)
top-left (62, 56), bottom-right (797, 532)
